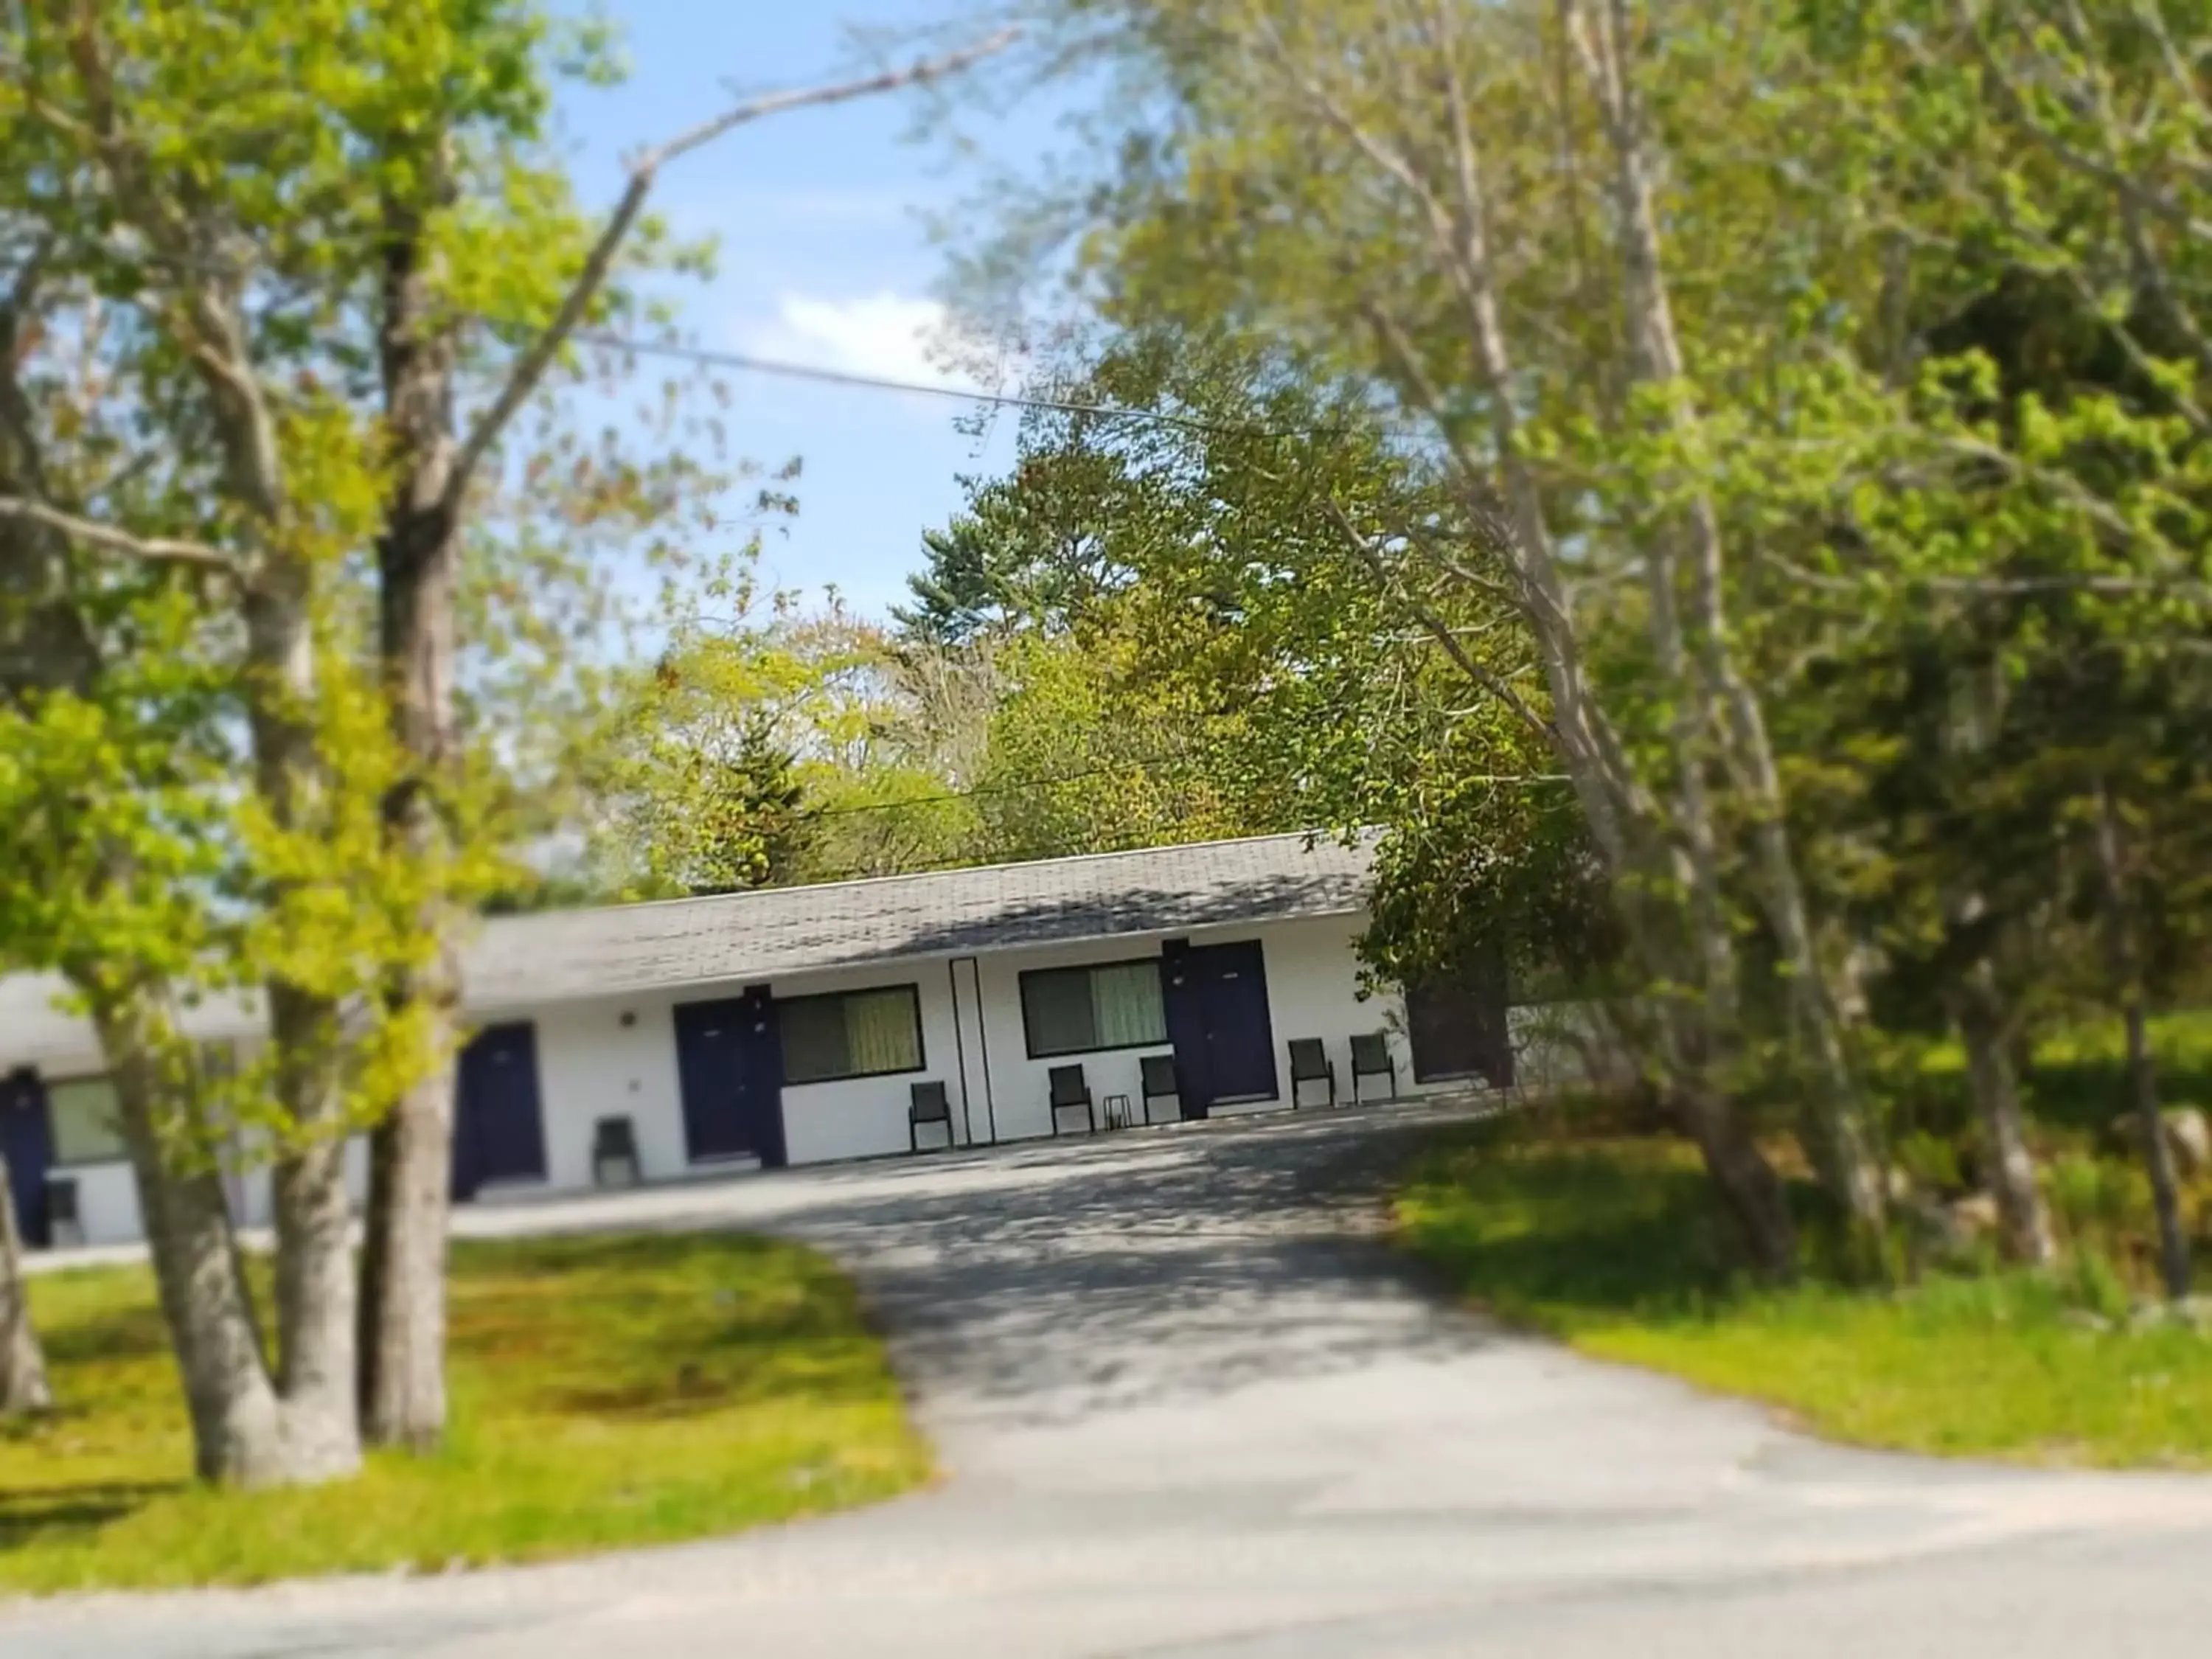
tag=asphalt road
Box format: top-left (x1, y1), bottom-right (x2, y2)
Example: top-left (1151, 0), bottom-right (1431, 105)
top-left (10, 1100), bottom-right (2212, 1657)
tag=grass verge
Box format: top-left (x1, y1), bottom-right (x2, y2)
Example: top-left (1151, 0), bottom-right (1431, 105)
top-left (1394, 1128), bottom-right (2212, 1468)
top-left (1, 1231), bottom-right (929, 1594)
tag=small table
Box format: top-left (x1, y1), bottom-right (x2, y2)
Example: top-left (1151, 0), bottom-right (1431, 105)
top-left (1102, 1093), bottom-right (1135, 1130)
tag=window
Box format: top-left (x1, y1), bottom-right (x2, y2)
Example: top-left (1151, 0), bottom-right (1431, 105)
top-left (1020, 959), bottom-right (1168, 1058)
top-left (779, 985), bottom-right (925, 1085)
top-left (49, 1076), bottom-right (128, 1165)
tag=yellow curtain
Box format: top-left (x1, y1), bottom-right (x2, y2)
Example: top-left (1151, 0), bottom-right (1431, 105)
top-left (843, 988), bottom-right (921, 1075)
top-left (1091, 961), bottom-right (1166, 1048)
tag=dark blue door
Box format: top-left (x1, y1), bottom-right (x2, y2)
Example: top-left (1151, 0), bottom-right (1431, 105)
top-left (1161, 942), bottom-right (1214, 1120)
top-left (1, 1069), bottom-right (55, 1248)
top-left (673, 985), bottom-right (787, 1169)
top-left (1162, 940), bottom-right (1278, 1115)
top-left (452, 1023), bottom-right (547, 1202)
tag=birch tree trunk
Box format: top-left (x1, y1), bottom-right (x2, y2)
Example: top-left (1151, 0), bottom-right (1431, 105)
top-left (1265, 1), bottom-right (1797, 1273)
top-left (1428, 8), bottom-right (1790, 1270)
top-left (0, 1149), bottom-right (53, 1416)
top-left (1671, 1077), bottom-right (1798, 1276)
top-left (1564, 0), bottom-right (1885, 1237)
top-left (2119, 999), bottom-right (2189, 1301)
top-left (1933, 661), bottom-right (2052, 1265)
top-left (1947, 962), bottom-right (2056, 1265)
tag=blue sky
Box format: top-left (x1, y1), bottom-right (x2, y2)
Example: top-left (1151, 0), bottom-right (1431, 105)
top-left (549, 2), bottom-right (1054, 620)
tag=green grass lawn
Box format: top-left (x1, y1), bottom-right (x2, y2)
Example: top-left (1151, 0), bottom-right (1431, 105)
top-left (1394, 1128), bottom-right (2212, 1469)
top-left (1, 1232), bottom-right (929, 1595)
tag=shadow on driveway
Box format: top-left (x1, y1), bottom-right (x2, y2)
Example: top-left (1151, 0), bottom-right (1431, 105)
top-left (453, 1099), bottom-right (1509, 1429)
top-left (660, 1105), bottom-right (1503, 1429)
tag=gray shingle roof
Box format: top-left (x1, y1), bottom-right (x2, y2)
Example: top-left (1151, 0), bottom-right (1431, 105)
top-left (1, 832), bottom-right (1372, 1068)
top-left (468, 831), bottom-right (1371, 1006)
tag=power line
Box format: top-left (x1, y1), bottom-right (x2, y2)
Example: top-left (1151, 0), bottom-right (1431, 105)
top-left (554, 324), bottom-right (1347, 441)
top-left (55, 243), bottom-right (1352, 438)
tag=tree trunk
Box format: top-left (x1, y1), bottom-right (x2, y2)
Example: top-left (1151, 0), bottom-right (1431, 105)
top-left (89, 987), bottom-right (297, 1484)
top-left (357, 987), bottom-right (456, 1449)
top-left (0, 1149), bottom-right (54, 1416)
top-left (267, 984), bottom-right (364, 1481)
top-left (1947, 965), bottom-right (2056, 1266)
top-left (238, 540), bottom-right (364, 1482)
top-left (1342, 18), bottom-right (1792, 1265)
top-left (2093, 785), bottom-right (2190, 1301)
top-left (1568, 0), bottom-right (1885, 1238)
top-left (2121, 998), bottom-right (2191, 1301)
top-left (358, 164), bottom-right (465, 1451)
top-left (88, 981), bottom-right (370, 1485)
top-left (1669, 1074), bottom-right (1797, 1279)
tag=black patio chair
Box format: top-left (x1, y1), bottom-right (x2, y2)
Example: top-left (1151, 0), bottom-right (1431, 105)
top-left (1350, 1032), bottom-right (1399, 1105)
top-left (1139, 1052), bottom-right (1181, 1124)
top-left (1047, 1064), bottom-right (1096, 1135)
top-left (1287, 1038), bottom-right (1337, 1108)
top-left (591, 1115), bottom-right (641, 1188)
top-left (909, 1080), bottom-right (956, 1152)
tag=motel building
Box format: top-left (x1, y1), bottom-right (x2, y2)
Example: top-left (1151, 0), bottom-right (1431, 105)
top-left (1, 834), bottom-right (1530, 1251)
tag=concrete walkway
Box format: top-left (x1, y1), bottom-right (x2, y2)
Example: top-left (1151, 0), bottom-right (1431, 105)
top-left (10, 1101), bottom-right (2212, 1657)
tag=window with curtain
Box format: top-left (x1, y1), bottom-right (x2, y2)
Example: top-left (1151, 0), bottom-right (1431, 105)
top-left (1020, 959), bottom-right (1168, 1058)
top-left (779, 986), bottom-right (924, 1085)
top-left (48, 1076), bottom-right (127, 1164)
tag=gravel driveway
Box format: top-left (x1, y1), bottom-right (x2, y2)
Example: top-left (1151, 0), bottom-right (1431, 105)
top-left (10, 1099), bottom-right (2212, 1658)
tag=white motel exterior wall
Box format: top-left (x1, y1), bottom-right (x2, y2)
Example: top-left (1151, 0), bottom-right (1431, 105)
top-left (493, 910), bottom-right (1447, 1183)
top-left (13, 908), bottom-right (1509, 1251)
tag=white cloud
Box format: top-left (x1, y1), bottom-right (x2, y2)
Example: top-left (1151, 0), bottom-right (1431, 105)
top-left (742, 291), bottom-right (1007, 394)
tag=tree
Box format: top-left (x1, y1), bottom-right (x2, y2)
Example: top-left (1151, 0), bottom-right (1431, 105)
top-left (1921, 0), bottom-right (2212, 1293)
top-left (0, 1), bottom-right (1013, 1478)
top-left (352, 23), bottom-right (1012, 1447)
top-left (588, 599), bottom-right (838, 897)
top-left (1788, 0), bottom-right (2212, 1271)
top-left (893, 493), bottom-right (1055, 647)
top-left (956, 4), bottom-right (1829, 1267)
top-left (951, 0), bottom-right (2212, 1277)
top-left (902, 333), bottom-right (1608, 1012)
top-left (589, 596), bottom-right (1001, 891)
top-left (1, 0), bottom-right (442, 1483)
